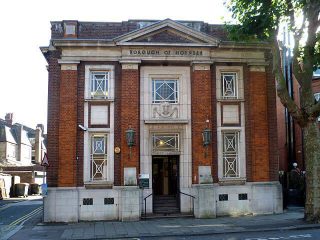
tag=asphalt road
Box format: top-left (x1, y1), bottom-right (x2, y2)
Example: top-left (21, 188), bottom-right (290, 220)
top-left (142, 229), bottom-right (320, 240)
top-left (0, 197), bottom-right (42, 240)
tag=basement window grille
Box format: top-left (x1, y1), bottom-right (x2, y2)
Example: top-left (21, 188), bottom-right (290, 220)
top-left (219, 194), bottom-right (228, 201)
top-left (238, 193), bottom-right (248, 200)
top-left (83, 198), bottom-right (93, 205)
top-left (104, 198), bottom-right (114, 205)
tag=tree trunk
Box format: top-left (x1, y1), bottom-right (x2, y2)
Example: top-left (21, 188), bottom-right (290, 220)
top-left (303, 121), bottom-right (320, 223)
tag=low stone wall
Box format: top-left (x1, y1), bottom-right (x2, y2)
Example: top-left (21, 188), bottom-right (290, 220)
top-left (193, 181), bottom-right (283, 218)
top-left (44, 182), bottom-right (282, 222)
top-left (44, 186), bottom-right (141, 222)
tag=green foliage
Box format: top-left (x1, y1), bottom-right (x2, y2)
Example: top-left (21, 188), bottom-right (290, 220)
top-left (225, 0), bottom-right (320, 68)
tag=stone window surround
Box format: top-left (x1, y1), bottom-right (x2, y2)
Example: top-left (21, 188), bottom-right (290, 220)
top-left (141, 66), bottom-right (191, 121)
top-left (83, 64), bottom-right (115, 185)
top-left (216, 65), bottom-right (246, 182)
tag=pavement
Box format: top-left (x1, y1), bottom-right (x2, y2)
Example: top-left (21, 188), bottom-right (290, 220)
top-left (8, 207), bottom-right (320, 240)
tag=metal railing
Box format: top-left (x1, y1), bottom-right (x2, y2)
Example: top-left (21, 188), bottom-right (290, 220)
top-left (178, 191), bottom-right (195, 216)
top-left (143, 193), bottom-right (153, 220)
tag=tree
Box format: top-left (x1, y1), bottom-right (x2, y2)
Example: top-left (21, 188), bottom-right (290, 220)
top-left (225, 0), bottom-right (320, 222)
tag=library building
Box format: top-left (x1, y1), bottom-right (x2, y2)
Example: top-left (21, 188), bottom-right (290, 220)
top-left (41, 19), bottom-right (282, 222)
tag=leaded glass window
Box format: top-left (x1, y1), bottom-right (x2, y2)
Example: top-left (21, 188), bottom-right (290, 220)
top-left (152, 80), bottom-right (178, 103)
top-left (91, 71), bottom-right (109, 99)
top-left (152, 133), bottom-right (179, 152)
top-left (222, 131), bottom-right (240, 178)
top-left (222, 73), bottom-right (237, 99)
top-left (91, 134), bottom-right (107, 181)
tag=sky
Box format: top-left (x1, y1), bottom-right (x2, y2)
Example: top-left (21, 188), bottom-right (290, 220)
top-left (0, 0), bottom-right (232, 132)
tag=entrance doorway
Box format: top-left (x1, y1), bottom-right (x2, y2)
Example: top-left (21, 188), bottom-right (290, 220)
top-left (152, 155), bottom-right (179, 196)
top-left (152, 155), bottom-right (179, 214)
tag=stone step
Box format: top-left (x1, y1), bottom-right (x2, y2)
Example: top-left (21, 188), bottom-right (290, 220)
top-left (141, 213), bottom-right (194, 220)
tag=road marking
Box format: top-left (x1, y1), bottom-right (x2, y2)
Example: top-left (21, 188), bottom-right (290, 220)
top-left (0, 205), bottom-right (11, 212)
top-left (9, 206), bottom-right (42, 226)
top-left (245, 234), bottom-right (312, 240)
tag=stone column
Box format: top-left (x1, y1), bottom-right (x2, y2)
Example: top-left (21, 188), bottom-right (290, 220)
top-left (120, 61), bottom-right (141, 186)
top-left (191, 62), bottom-right (214, 184)
top-left (58, 60), bottom-right (79, 187)
top-left (248, 65), bottom-right (270, 181)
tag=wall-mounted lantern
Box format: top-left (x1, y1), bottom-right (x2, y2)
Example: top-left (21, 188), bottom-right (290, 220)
top-left (202, 128), bottom-right (212, 146)
top-left (202, 119), bottom-right (212, 158)
top-left (126, 127), bottom-right (135, 158)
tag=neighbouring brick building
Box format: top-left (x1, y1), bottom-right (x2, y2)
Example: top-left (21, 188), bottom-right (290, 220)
top-left (277, 71), bottom-right (320, 172)
top-left (41, 19), bottom-right (282, 222)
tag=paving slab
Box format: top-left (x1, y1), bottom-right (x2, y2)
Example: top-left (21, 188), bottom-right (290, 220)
top-left (8, 207), bottom-right (320, 240)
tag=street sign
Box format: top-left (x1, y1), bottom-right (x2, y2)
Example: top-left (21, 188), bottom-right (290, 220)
top-left (41, 183), bottom-right (48, 196)
top-left (41, 153), bottom-right (49, 167)
top-left (138, 174), bottom-right (149, 189)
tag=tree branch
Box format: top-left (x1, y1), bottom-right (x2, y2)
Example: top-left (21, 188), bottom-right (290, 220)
top-left (286, 0), bottom-right (305, 85)
top-left (273, 38), bottom-right (306, 126)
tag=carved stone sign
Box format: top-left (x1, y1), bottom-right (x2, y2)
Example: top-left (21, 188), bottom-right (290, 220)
top-left (129, 49), bottom-right (203, 56)
top-left (121, 47), bottom-right (210, 60)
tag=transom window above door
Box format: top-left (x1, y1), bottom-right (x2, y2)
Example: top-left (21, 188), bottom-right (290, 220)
top-left (152, 133), bottom-right (180, 152)
top-left (152, 79), bottom-right (178, 103)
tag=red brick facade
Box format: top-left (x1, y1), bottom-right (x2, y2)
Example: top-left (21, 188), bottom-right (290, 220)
top-left (58, 69), bottom-right (78, 187)
top-left (249, 70), bottom-right (270, 181)
top-left (120, 68), bottom-right (140, 184)
top-left (191, 67), bottom-right (213, 184)
top-left (46, 50), bottom-right (61, 187)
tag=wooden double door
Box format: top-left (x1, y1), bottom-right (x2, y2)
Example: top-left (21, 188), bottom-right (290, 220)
top-left (152, 155), bottom-right (179, 196)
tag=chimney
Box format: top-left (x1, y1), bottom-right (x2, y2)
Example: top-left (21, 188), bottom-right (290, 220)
top-left (36, 124), bottom-right (44, 134)
top-left (5, 113), bottom-right (13, 126)
top-left (35, 126), bottom-right (42, 164)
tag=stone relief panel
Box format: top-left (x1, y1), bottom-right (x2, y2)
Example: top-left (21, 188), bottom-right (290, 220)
top-left (152, 102), bottom-right (178, 119)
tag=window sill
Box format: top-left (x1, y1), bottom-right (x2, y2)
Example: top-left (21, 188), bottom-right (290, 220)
top-left (85, 98), bottom-right (114, 102)
top-left (144, 119), bottom-right (189, 124)
top-left (84, 181), bottom-right (113, 189)
top-left (217, 99), bottom-right (245, 102)
top-left (218, 177), bottom-right (246, 186)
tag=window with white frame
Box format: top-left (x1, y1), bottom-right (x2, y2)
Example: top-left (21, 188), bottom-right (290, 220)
top-left (315, 93), bottom-right (320, 121)
top-left (222, 131), bottom-right (240, 178)
top-left (221, 72), bottom-right (238, 99)
top-left (152, 79), bottom-right (178, 103)
top-left (90, 71), bottom-right (110, 99)
top-left (91, 134), bottom-right (108, 181)
top-left (152, 133), bottom-right (179, 152)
